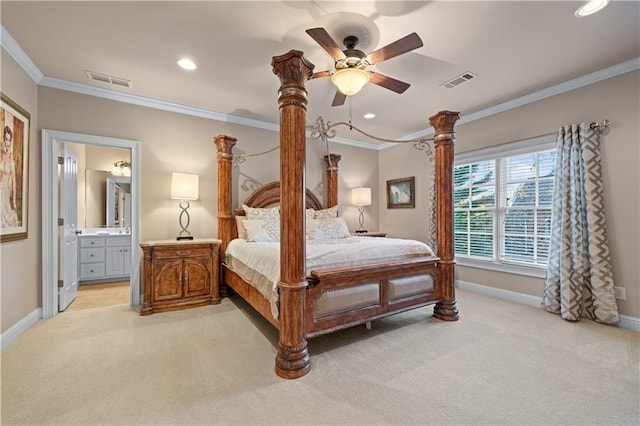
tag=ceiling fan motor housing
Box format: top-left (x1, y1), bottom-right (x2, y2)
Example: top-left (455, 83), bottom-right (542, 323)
top-left (336, 35), bottom-right (369, 69)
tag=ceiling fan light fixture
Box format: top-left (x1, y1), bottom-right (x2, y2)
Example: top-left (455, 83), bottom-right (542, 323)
top-left (575, 0), bottom-right (609, 17)
top-left (331, 68), bottom-right (370, 96)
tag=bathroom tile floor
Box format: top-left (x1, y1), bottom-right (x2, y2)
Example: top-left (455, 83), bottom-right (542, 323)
top-left (65, 281), bottom-right (130, 311)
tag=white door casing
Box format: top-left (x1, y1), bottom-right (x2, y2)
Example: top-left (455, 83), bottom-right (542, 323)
top-left (41, 130), bottom-right (141, 318)
top-left (58, 144), bottom-right (79, 311)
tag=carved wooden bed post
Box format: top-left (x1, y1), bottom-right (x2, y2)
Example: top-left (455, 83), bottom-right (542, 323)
top-left (215, 135), bottom-right (237, 298)
top-left (323, 154), bottom-right (341, 208)
top-left (214, 135), bottom-right (237, 254)
top-left (271, 50), bottom-right (315, 379)
top-left (429, 110), bottom-right (460, 321)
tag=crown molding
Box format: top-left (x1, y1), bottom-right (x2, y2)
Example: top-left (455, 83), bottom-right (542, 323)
top-left (1, 25), bottom-right (43, 83)
top-left (385, 56), bottom-right (640, 150)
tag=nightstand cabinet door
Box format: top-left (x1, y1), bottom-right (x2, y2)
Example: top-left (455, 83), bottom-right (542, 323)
top-left (183, 258), bottom-right (210, 298)
top-left (140, 240), bottom-right (221, 316)
top-left (154, 260), bottom-right (183, 301)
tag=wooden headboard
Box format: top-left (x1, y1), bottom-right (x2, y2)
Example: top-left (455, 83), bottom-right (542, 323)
top-left (214, 134), bottom-right (341, 254)
top-left (236, 181), bottom-right (323, 213)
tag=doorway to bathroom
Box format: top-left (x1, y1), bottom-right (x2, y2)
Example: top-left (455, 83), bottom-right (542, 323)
top-left (41, 129), bottom-right (140, 319)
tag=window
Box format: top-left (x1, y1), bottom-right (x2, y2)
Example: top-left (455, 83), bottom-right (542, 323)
top-left (454, 135), bottom-right (556, 276)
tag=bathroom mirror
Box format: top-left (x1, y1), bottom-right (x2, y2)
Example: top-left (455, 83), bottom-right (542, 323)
top-left (106, 177), bottom-right (131, 227)
top-left (84, 170), bottom-right (131, 227)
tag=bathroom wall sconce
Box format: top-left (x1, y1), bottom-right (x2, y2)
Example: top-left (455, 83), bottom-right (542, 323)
top-left (112, 160), bottom-right (131, 177)
top-left (170, 172), bottom-right (199, 240)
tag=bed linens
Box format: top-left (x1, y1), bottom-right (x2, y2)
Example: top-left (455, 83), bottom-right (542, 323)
top-left (225, 236), bottom-right (434, 317)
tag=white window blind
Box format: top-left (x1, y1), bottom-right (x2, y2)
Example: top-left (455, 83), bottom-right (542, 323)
top-left (454, 135), bottom-right (557, 275)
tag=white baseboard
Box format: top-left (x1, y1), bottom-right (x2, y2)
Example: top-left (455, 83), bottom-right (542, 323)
top-left (1, 308), bottom-right (41, 351)
top-left (618, 315), bottom-right (640, 332)
top-left (456, 280), bottom-right (640, 332)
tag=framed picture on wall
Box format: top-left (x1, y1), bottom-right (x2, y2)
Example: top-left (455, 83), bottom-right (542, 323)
top-left (387, 176), bottom-right (415, 209)
top-left (1, 93), bottom-right (30, 242)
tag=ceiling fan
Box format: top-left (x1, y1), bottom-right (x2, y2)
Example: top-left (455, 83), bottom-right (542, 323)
top-left (306, 27), bottom-right (423, 107)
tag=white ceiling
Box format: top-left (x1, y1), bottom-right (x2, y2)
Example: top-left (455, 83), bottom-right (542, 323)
top-left (2, 1), bottom-right (639, 145)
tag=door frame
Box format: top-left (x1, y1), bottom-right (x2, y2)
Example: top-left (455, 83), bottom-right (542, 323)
top-left (41, 129), bottom-right (141, 318)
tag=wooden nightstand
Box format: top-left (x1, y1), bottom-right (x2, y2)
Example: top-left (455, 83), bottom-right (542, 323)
top-left (139, 239), bottom-right (221, 316)
top-left (353, 231), bottom-right (387, 237)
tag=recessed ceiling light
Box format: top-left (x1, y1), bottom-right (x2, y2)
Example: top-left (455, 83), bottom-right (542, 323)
top-left (177, 58), bottom-right (197, 70)
top-left (575, 0), bottom-right (610, 17)
top-left (363, 113), bottom-right (375, 119)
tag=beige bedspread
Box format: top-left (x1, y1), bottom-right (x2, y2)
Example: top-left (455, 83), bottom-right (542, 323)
top-left (225, 236), bottom-right (434, 317)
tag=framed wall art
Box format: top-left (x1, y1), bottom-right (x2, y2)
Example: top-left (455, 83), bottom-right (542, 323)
top-left (1, 93), bottom-right (30, 242)
top-left (387, 176), bottom-right (415, 209)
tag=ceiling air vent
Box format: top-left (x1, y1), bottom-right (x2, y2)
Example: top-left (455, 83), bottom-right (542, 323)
top-left (85, 70), bottom-right (132, 88)
top-left (441, 71), bottom-right (477, 89)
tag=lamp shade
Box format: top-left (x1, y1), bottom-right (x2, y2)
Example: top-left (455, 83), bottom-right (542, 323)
top-left (352, 187), bottom-right (372, 206)
top-left (171, 172), bottom-right (199, 200)
top-left (331, 68), bottom-right (370, 96)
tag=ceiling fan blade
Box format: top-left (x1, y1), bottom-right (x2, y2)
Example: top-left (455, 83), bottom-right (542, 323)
top-left (331, 90), bottom-right (347, 107)
top-left (311, 70), bottom-right (332, 79)
top-left (369, 72), bottom-right (411, 94)
top-left (367, 32), bottom-right (423, 65)
top-left (306, 28), bottom-right (346, 60)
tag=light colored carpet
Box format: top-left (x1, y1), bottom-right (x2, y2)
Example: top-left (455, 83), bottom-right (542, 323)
top-left (64, 281), bottom-right (130, 311)
top-left (1, 289), bottom-right (638, 425)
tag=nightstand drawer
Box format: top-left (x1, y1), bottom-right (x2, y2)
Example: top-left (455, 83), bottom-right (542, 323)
top-left (151, 246), bottom-right (212, 260)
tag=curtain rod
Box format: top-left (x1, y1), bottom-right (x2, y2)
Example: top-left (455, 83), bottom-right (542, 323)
top-left (590, 119), bottom-right (610, 131)
top-left (460, 118), bottom-right (611, 154)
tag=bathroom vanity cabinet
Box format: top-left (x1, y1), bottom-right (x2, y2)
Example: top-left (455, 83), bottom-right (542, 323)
top-left (78, 234), bottom-right (131, 282)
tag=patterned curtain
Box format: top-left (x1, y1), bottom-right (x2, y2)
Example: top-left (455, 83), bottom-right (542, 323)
top-left (543, 122), bottom-right (618, 324)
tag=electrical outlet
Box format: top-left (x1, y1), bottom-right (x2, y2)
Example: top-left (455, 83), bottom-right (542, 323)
top-left (614, 286), bottom-right (626, 300)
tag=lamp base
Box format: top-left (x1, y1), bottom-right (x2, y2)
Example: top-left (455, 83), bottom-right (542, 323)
top-left (176, 235), bottom-right (194, 241)
top-left (355, 229), bottom-right (368, 234)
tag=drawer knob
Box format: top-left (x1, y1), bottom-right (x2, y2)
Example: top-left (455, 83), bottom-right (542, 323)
top-left (176, 250), bottom-right (191, 257)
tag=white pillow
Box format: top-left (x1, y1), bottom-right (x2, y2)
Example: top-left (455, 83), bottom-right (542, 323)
top-left (235, 216), bottom-right (248, 240)
top-left (313, 205), bottom-right (338, 219)
top-left (306, 208), bottom-right (316, 220)
top-left (307, 217), bottom-right (351, 239)
top-left (243, 219), bottom-right (280, 242)
top-left (242, 204), bottom-right (280, 220)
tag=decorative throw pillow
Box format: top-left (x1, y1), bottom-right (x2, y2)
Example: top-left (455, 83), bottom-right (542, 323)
top-left (242, 204), bottom-right (280, 220)
top-left (306, 208), bottom-right (316, 220)
top-left (307, 217), bottom-right (351, 239)
top-left (243, 219), bottom-right (280, 242)
top-left (313, 205), bottom-right (338, 219)
top-left (235, 216), bottom-right (248, 240)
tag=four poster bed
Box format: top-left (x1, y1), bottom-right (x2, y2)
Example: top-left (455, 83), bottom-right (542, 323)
top-left (215, 50), bottom-right (459, 379)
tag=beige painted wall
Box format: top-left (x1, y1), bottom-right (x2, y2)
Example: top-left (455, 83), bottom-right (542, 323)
top-left (37, 87), bottom-right (379, 241)
top-left (1, 80), bottom-right (378, 333)
top-left (0, 49), bottom-right (40, 333)
top-left (379, 70), bottom-right (640, 318)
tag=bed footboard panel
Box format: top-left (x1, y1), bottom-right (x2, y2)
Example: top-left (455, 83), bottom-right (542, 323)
top-left (305, 257), bottom-right (441, 338)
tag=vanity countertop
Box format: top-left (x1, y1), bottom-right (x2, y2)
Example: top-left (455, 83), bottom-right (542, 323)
top-left (78, 227), bottom-right (131, 236)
